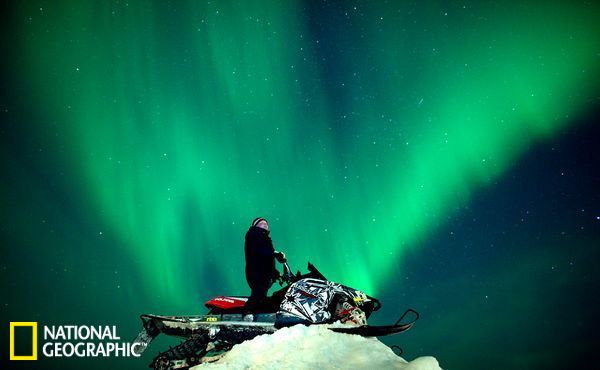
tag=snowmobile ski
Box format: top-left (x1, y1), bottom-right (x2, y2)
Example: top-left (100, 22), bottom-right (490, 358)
top-left (329, 308), bottom-right (420, 337)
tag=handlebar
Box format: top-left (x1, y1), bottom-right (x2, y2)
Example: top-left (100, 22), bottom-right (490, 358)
top-left (277, 261), bottom-right (294, 286)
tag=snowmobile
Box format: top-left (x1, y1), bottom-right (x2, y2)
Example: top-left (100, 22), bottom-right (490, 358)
top-left (132, 260), bottom-right (419, 370)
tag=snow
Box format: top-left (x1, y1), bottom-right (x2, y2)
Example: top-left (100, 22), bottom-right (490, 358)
top-left (191, 324), bottom-right (441, 370)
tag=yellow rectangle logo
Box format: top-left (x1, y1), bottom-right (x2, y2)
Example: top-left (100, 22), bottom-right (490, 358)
top-left (10, 322), bottom-right (38, 360)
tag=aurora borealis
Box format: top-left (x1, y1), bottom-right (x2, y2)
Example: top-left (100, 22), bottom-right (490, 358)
top-left (1, 1), bottom-right (599, 369)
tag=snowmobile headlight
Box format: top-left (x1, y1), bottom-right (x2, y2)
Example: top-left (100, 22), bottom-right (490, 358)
top-left (353, 291), bottom-right (368, 306)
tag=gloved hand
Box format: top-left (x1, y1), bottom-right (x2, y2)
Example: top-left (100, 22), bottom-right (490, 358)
top-left (274, 251), bottom-right (286, 263)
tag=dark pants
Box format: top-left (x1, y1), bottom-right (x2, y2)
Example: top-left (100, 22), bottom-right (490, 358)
top-left (245, 276), bottom-right (271, 312)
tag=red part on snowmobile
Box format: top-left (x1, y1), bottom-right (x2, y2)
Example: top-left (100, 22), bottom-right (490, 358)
top-left (205, 296), bottom-right (248, 312)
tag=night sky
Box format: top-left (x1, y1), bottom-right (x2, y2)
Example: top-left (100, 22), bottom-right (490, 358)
top-left (1, 1), bottom-right (599, 369)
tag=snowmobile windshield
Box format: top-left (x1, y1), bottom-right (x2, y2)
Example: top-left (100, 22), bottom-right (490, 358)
top-left (306, 262), bottom-right (327, 280)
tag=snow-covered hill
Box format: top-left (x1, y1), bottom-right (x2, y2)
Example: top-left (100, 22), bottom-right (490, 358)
top-left (191, 324), bottom-right (441, 370)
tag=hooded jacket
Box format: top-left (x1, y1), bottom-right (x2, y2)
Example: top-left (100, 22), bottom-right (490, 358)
top-left (244, 226), bottom-right (277, 285)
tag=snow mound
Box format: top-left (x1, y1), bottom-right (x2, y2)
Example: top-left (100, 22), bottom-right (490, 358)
top-left (191, 324), bottom-right (441, 370)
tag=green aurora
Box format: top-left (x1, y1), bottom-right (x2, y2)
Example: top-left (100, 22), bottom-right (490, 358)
top-left (1, 2), bottom-right (600, 369)
top-left (9, 1), bottom-right (599, 304)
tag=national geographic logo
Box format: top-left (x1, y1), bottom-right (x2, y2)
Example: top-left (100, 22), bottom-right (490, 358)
top-left (10, 322), bottom-right (37, 360)
top-left (8, 322), bottom-right (141, 360)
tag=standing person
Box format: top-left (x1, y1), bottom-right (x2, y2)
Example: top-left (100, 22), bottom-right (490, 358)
top-left (244, 217), bottom-right (286, 312)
